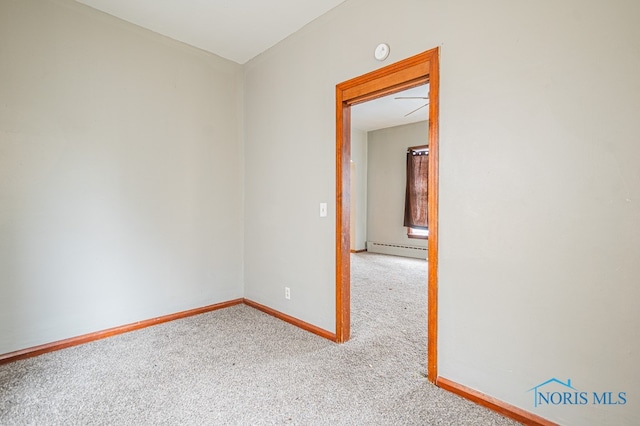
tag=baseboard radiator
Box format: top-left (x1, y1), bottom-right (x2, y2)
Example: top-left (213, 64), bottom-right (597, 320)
top-left (366, 241), bottom-right (427, 259)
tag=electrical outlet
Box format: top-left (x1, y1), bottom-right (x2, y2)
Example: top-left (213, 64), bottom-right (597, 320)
top-left (285, 287), bottom-right (291, 300)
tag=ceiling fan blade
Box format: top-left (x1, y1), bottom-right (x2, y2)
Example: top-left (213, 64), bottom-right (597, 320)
top-left (395, 96), bottom-right (428, 100)
top-left (404, 103), bottom-right (429, 117)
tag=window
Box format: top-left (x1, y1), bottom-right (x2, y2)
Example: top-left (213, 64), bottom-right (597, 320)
top-left (404, 145), bottom-right (428, 239)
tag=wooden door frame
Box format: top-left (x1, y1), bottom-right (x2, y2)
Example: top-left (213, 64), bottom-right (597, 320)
top-left (335, 47), bottom-right (439, 383)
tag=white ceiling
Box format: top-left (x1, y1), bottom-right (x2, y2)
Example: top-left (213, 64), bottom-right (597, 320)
top-left (76, 0), bottom-right (347, 64)
top-left (76, 0), bottom-right (427, 131)
top-left (351, 84), bottom-right (429, 132)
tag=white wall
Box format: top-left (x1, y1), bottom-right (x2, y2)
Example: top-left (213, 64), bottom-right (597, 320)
top-left (0, 0), bottom-right (244, 354)
top-left (350, 128), bottom-right (367, 251)
top-left (243, 0), bottom-right (640, 424)
top-left (367, 121), bottom-right (428, 249)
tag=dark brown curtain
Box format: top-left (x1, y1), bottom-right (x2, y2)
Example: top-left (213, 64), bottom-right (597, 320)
top-left (404, 150), bottom-right (429, 230)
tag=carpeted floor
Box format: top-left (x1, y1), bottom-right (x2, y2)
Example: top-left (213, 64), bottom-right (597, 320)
top-left (0, 252), bottom-right (519, 425)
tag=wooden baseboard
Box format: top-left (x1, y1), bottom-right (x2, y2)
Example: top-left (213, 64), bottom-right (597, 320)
top-left (243, 299), bottom-right (337, 341)
top-left (436, 376), bottom-right (558, 426)
top-left (0, 300), bottom-right (556, 426)
top-left (0, 298), bottom-right (244, 365)
top-left (2, 297), bottom-right (336, 365)
top-left (350, 249), bottom-right (367, 253)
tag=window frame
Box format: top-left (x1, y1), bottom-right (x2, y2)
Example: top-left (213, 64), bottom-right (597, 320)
top-left (405, 144), bottom-right (429, 239)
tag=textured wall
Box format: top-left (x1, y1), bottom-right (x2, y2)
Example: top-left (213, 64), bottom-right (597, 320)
top-left (367, 122), bottom-right (429, 249)
top-left (243, 0), bottom-right (640, 424)
top-left (0, 0), bottom-right (244, 354)
top-left (350, 127), bottom-right (367, 251)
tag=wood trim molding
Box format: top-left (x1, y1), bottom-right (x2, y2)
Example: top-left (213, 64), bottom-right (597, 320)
top-left (338, 53), bottom-right (431, 106)
top-left (426, 48), bottom-right (440, 383)
top-left (0, 297), bottom-right (337, 366)
top-left (243, 299), bottom-right (337, 341)
top-left (342, 65), bottom-right (429, 104)
top-left (336, 48), bottom-right (440, 380)
top-left (0, 299), bottom-right (244, 365)
top-left (350, 249), bottom-right (367, 253)
top-left (335, 88), bottom-right (351, 343)
top-left (436, 377), bottom-right (559, 426)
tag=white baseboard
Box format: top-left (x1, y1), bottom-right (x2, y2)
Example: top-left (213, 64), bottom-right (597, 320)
top-left (366, 241), bottom-right (427, 259)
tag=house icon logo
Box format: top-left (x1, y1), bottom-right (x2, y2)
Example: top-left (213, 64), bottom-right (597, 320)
top-left (527, 378), bottom-right (578, 407)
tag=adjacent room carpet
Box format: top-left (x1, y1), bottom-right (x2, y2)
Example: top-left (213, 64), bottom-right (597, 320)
top-left (0, 252), bottom-right (519, 425)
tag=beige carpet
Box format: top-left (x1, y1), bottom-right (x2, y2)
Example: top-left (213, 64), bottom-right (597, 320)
top-left (0, 252), bottom-right (519, 425)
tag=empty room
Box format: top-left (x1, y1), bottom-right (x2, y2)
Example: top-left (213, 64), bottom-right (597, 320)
top-left (1, 0), bottom-right (638, 425)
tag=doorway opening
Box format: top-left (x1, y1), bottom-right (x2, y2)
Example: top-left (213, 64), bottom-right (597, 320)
top-left (335, 48), bottom-right (439, 383)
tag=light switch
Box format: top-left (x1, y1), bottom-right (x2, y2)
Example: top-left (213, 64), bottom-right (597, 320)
top-left (320, 202), bottom-right (328, 217)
